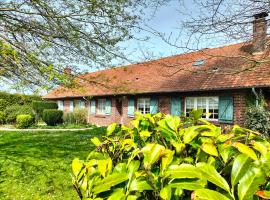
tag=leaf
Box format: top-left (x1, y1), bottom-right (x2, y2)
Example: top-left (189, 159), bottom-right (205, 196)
top-left (72, 158), bottom-right (84, 177)
top-left (193, 189), bottom-right (231, 200)
top-left (161, 149), bottom-right (175, 172)
top-left (129, 178), bottom-right (153, 191)
top-left (98, 158), bottom-right (112, 177)
top-left (108, 188), bottom-right (125, 200)
top-left (93, 173), bottom-right (128, 194)
top-left (218, 144), bottom-right (234, 163)
top-left (233, 142), bottom-right (258, 160)
top-left (107, 123), bottom-right (118, 136)
top-left (255, 190), bottom-right (270, 199)
top-left (165, 164), bottom-right (202, 179)
top-left (251, 141), bottom-right (268, 157)
top-left (127, 195), bottom-right (138, 200)
top-left (196, 162), bottom-right (230, 192)
top-left (231, 154), bottom-right (251, 186)
top-left (189, 109), bottom-right (204, 121)
top-left (183, 126), bottom-right (200, 144)
top-left (201, 143), bottom-right (218, 156)
top-left (142, 143), bottom-right (165, 169)
top-left (160, 185), bottom-right (171, 200)
top-left (217, 133), bottom-right (234, 143)
top-left (91, 137), bottom-right (101, 146)
top-left (139, 130), bottom-right (152, 139)
top-left (238, 167), bottom-right (266, 200)
top-left (170, 179), bottom-right (206, 190)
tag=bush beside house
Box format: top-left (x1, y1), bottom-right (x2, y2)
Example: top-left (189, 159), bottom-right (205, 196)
top-left (16, 114), bottom-right (34, 129)
top-left (4, 105), bottom-right (34, 124)
top-left (72, 111), bottom-right (270, 200)
top-left (32, 101), bottom-right (58, 120)
top-left (42, 109), bottom-right (63, 126)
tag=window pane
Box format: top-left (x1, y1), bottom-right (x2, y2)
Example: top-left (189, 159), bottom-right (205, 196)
top-left (98, 99), bottom-right (106, 114)
top-left (137, 98), bottom-right (150, 114)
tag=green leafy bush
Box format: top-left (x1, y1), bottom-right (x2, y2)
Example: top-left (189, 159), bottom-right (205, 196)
top-left (42, 109), bottom-right (63, 126)
top-left (245, 106), bottom-right (270, 136)
top-left (0, 111), bottom-right (5, 124)
top-left (32, 101), bottom-right (58, 120)
top-left (0, 91), bottom-right (41, 106)
top-left (73, 111), bottom-right (270, 200)
top-left (16, 114), bottom-right (34, 129)
top-left (4, 105), bottom-right (34, 124)
top-left (0, 99), bottom-right (8, 111)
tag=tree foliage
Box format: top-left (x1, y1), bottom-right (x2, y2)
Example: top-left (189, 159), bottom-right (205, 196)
top-left (72, 111), bottom-right (270, 200)
top-left (0, 0), bottom-right (168, 89)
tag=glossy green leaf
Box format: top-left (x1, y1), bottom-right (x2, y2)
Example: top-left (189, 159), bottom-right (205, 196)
top-left (108, 188), bottom-right (125, 200)
top-left (165, 164), bottom-right (202, 179)
top-left (201, 142), bottom-right (218, 156)
top-left (196, 162), bottom-right (230, 192)
top-left (251, 141), bottom-right (268, 157)
top-left (91, 137), bottom-right (101, 146)
top-left (129, 178), bottom-right (153, 191)
top-left (233, 142), bottom-right (258, 160)
top-left (107, 123), bottom-right (118, 136)
top-left (127, 195), bottom-right (138, 200)
top-left (170, 179), bottom-right (206, 190)
top-left (193, 189), bottom-right (231, 200)
top-left (72, 158), bottom-right (84, 177)
top-left (238, 167), bottom-right (266, 200)
top-left (142, 143), bottom-right (165, 169)
top-left (160, 185), bottom-right (171, 200)
top-left (93, 173), bottom-right (128, 194)
top-left (161, 149), bottom-right (175, 172)
top-left (183, 126), bottom-right (200, 144)
top-left (98, 158), bottom-right (112, 177)
top-left (231, 154), bottom-right (251, 186)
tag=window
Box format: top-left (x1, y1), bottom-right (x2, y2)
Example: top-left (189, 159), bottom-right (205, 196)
top-left (57, 100), bottom-right (64, 110)
top-left (97, 99), bottom-right (106, 114)
top-left (137, 98), bottom-right (150, 114)
top-left (185, 97), bottom-right (219, 120)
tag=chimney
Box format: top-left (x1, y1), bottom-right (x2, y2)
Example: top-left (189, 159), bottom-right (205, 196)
top-left (253, 12), bottom-right (268, 53)
top-left (64, 67), bottom-right (72, 75)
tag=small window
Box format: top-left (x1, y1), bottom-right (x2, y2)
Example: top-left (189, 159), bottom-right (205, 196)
top-left (57, 100), bottom-right (64, 111)
top-left (185, 97), bottom-right (219, 120)
top-left (137, 98), bottom-right (150, 114)
top-left (97, 99), bottom-right (106, 115)
top-left (193, 59), bottom-right (205, 66)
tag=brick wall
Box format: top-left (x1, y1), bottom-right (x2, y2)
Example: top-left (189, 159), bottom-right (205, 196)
top-left (55, 89), bottom-right (249, 127)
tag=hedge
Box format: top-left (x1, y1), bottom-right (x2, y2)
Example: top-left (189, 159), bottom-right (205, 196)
top-left (16, 114), bottom-right (34, 129)
top-left (42, 109), bottom-right (63, 126)
top-left (32, 101), bottom-right (58, 119)
top-left (4, 105), bottom-right (34, 124)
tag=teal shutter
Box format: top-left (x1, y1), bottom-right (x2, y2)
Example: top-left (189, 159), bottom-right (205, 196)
top-left (90, 100), bottom-right (96, 114)
top-left (219, 96), bottom-right (233, 123)
top-left (105, 99), bottom-right (112, 115)
top-left (171, 97), bottom-right (182, 116)
top-left (128, 98), bottom-right (135, 117)
top-left (150, 98), bottom-right (158, 114)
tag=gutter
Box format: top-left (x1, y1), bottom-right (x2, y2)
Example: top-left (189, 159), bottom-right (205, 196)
top-left (252, 87), bottom-right (259, 107)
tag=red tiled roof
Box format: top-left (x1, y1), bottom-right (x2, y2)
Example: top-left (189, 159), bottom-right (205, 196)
top-left (43, 42), bottom-right (270, 99)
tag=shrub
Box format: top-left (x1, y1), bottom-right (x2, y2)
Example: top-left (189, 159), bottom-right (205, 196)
top-left (32, 101), bottom-right (58, 120)
top-left (0, 99), bottom-right (8, 111)
top-left (72, 111), bottom-right (270, 200)
top-left (16, 114), bottom-right (34, 129)
top-left (42, 109), bottom-right (63, 126)
top-left (0, 91), bottom-right (41, 106)
top-left (0, 111), bottom-right (5, 124)
top-left (63, 112), bottom-right (76, 124)
top-left (5, 105), bottom-right (34, 124)
top-left (73, 108), bottom-right (88, 124)
top-left (245, 106), bottom-right (270, 136)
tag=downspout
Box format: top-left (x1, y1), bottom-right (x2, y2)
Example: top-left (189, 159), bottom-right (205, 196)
top-left (252, 88), bottom-right (259, 107)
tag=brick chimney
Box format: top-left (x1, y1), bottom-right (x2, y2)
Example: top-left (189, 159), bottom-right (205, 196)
top-left (253, 12), bottom-right (268, 53)
top-left (64, 67), bottom-right (72, 75)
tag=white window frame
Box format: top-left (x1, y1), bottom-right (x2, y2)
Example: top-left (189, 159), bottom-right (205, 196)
top-left (137, 98), bottom-right (151, 114)
top-left (97, 98), bottom-right (106, 115)
top-left (57, 100), bottom-right (64, 111)
top-left (185, 97), bottom-right (219, 121)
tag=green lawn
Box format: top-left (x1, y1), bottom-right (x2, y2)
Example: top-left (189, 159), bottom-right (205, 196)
top-left (0, 128), bottom-right (105, 200)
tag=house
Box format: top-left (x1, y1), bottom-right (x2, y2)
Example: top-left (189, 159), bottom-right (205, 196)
top-left (43, 12), bottom-right (270, 127)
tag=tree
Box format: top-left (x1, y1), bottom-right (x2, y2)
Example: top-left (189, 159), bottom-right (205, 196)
top-left (0, 0), bottom-right (168, 90)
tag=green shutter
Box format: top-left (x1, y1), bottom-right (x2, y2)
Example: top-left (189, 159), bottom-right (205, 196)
top-left (171, 97), bottom-right (182, 116)
top-left (90, 100), bottom-right (96, 114)
top-left (105, 99), bottom-right (112, 115)
top-left (150, 98), bottom-right (158, 114)
top-left (128, 98), bottom-right (135, 117)
top-left (219, 96), bottom-right (233, 123)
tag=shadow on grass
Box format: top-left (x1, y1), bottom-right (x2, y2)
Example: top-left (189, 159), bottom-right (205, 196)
top-left (0, 127), bottom-right (106, 200)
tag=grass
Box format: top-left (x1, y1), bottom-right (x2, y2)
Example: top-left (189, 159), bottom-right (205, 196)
top-left (0, 127), bottom-right (106, 200)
